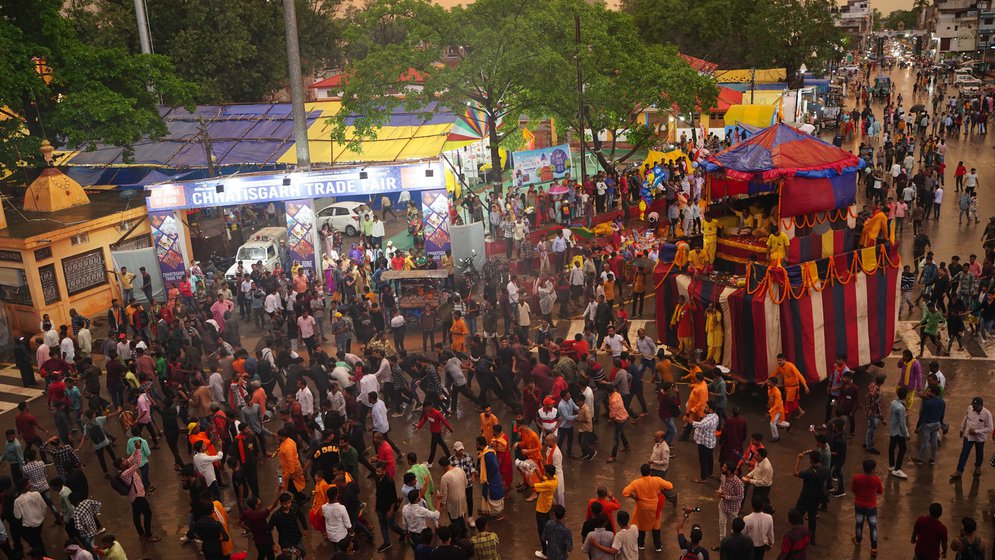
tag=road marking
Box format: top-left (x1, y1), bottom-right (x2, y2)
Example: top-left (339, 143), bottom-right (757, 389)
top-left (0, 367), bottom-right (45, 414)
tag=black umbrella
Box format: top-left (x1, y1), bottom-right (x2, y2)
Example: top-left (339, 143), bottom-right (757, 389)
top-left (910, 104), bottom-right (926, 113)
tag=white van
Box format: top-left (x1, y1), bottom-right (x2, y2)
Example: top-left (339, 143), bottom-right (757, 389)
top-left (954, 72), bottom-right (976, 83)
top-left (225, 227), bottom-right (287, 280)
top-left (954, 67), bottom-right (974, 76)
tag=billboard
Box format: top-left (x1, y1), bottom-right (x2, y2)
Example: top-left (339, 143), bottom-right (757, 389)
top-left (511, 144), bottom-right (572, 187)
top-left (146, 162), bottom-right (446, 211)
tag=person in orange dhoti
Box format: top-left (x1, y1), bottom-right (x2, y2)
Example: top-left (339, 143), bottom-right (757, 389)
top-left (861, 206), bottom-right (889, 247)
top-left (490, 424), bottom-right (513, 493)
top-left (766, 377), bottom-right (791, 442)
top-left (515, 423), bottom-right (544, 499)
top-left (450, 311), bottom-right (470, 354)
top-left (622, 463), bottom-right (676, 551)
top-left (480, 406), bottom-right (499, 441)
top-left (770, 353), bottom-right (808, 420)
top-left (670, 295), bottom-right (695, 357)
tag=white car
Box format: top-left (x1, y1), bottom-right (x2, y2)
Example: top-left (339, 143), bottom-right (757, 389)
top-left (316, 201), bottom-right (372, 236)
top-left (954, 73), bottom-right (976, 84)
top-left (958, 78), bottom-right (982, 94)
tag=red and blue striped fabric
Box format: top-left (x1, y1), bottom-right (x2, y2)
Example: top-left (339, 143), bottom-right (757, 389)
top-left (779, 173), bottom-right (858, 218)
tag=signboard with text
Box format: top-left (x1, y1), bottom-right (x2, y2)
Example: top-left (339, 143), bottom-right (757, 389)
top-left (511, 144), bottom-right (572, 187)
top-left (149, 210), bottom-right (187, 284)
top-left (146, 162), bottom-right (446, 211)
top-left (285, 200), bottom-right (317, 276)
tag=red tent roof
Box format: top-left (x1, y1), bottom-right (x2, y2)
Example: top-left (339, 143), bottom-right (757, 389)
top-left (703, 123), bottom-right (863, 181)
top-left (309, 68), bottom-right (428, 89)
top-left (714, 87), bottom-right (743, 112)
top-left (679, 53), bottom-right (718, 74)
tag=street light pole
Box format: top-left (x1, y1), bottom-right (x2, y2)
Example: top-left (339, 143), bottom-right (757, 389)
top-left (575, 14), bottom-right (587, 181)
top-left (283, 0), bottom-right (311, 171)
top-left (133, 0), bottom-right (152, 55)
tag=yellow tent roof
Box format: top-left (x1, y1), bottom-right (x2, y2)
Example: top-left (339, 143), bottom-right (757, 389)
top-left (724, 105), bottom-right (777, 128)
top-left (713, 68), bottom-right (787, 83)
top-left (277, 101), bottom-right (466, 165)
top-left (741, 91), bottom-right (783, 105)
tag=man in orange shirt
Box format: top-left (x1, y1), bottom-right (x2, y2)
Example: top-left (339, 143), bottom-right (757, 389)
top-left (766, 377), bottom-right (791, 442)
top-left (515, 424), bottom-right (544, 499)
top-left (770, 353), bottom-right (809, 420)
top-left (680, 372), bottom-right (709, 441)
top-left (480, 406), bottom-right (499, 441)
top-left (276, 427), bottom-right (307, 502)
top-left (450, 311), bottom-right (470, 354)
top-left (670, 295), bottom-right (695, 357)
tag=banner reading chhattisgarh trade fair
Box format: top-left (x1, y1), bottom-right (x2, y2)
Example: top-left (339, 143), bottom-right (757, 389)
top-left (421, 189), bottom-right (452, 258)
top-left (285, 200), bottom-right (317, 277)
top-left (145, 162), bottom-right (446, 211)
top-left (149, 210), bottom-right (187, 284)
top-left (511, 144), bottom-right (572, 187)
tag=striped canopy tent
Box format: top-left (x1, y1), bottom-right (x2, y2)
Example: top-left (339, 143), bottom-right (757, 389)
top-left (653, 244), bottom-right (901, 382)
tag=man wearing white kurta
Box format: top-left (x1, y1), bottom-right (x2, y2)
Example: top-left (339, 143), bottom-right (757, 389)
top-left (543, 434), bottom-right (565, 506)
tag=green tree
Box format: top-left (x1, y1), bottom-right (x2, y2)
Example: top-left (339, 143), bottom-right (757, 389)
top-left (0, 0), bottom-right (194, 176)
top-left (334, 0), bottom-right (565, 188)
top-left (746, 0), bottom-right (844, 82)
top-left (621, 0), bottom-right (756, 68)
top-left (64, 0), bottom-right (343, 103)
top-left (880, 9), bottom-right (919, 30)
top-left (532, 0), bottom-right (717, 170)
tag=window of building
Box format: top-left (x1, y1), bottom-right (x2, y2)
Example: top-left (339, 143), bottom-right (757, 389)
top-left (61, 248), bottom-right (108, 296)
top-left (985, 17), bottom-right (994, 24)
top-left (0, 268), bottom-right (32, 306)
top-left (70, 232), bottom-right (89, 245)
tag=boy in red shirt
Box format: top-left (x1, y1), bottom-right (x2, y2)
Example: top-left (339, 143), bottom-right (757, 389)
top-left (414, 401), bottom-right (453, 465)
top-left (912, 502), bottom-right (948, 560)
top-left (851, 459), bottom-right (884, 555)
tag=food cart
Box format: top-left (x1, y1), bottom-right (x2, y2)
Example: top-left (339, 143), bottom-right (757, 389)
top-left (381, 269), bottom-right (450, 318)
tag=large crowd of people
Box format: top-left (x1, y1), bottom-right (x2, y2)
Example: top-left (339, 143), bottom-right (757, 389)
top-left (0, 55), bottom-right (992, 560)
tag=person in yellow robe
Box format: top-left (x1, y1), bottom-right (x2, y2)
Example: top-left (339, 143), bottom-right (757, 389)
top-left (622, 464), bottom-right (676, 549)
top-left (450, 311), bottom-right (469, 353)
top-left (770, 354), bottom-right (808, 420)
top-left (766, 226), bottom-right (790, 266)
top-left (687, 247), bottom-right (705, 274)
top-left (674, 240), bottom-right (690, 268)
top-left (308, 470), bottom-right (333, 530)
top-left (861, 207), bottom-right (889, 247)
top-left (766, 377), bottom-right (790, 441)
top-left (210, 499), bottom-right (234, 558)
top-left (701, 215), bottom-right (720, 265)
top-left (704, 304), bottom-right (723, 363)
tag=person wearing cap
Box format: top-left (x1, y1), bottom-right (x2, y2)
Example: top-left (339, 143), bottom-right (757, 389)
top-left (951, 396), bottom-right (993, 480)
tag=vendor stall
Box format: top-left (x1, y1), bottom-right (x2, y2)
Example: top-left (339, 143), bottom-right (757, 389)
top-left (381, 269), bottom-right (449, 315)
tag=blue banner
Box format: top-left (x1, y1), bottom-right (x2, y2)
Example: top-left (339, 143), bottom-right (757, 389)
top-left (421, 189), bottom-right (452, 258)
top-left (285, 200), bottom-right (317, 277)
top-left (511, 144), bottom-right (572, 187)
top-left (149, 210), bottom-right (187, 284)
top-left (146, 162), bottom-right (446, 211)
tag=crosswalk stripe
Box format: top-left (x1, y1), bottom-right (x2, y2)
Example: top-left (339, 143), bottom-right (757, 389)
top-left (890, 320), bottom-right (994, 361)
top-left (0, 366), bottom-right (46, 413)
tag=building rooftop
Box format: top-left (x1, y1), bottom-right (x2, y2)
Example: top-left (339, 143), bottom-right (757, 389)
top-left (0, 188), bottom-right (146, 243)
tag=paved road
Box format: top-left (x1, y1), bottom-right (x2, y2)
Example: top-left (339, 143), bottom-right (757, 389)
top-left (4, 67), bottom-right (995, 559)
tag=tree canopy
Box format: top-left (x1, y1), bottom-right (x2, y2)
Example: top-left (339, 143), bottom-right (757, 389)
top-left (623, 0), bottom-right (844, 79)
top-left (65, 0), bottom-right (343, 103)
top-left (333, 0), bottom-right (715, 176)
top-left (0, 0), bottom-right (194, 176)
